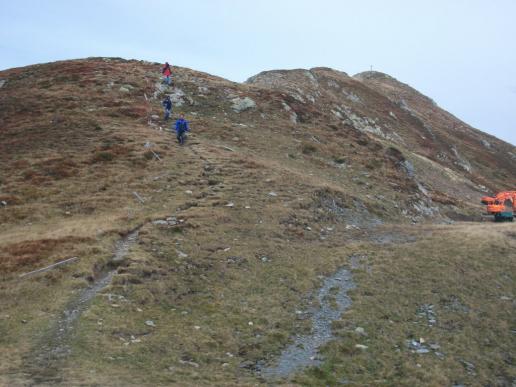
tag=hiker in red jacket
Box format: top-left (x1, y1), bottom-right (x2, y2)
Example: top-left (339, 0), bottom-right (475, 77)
top-left (162, 62), bottom-right (172, 85)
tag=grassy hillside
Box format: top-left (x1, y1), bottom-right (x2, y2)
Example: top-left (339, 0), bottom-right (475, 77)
top-left (0, 58), bottom-right (514, 386)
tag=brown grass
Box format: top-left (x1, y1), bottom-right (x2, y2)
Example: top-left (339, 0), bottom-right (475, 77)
top-left (0, 236), bottom-right (92, 273)
top-left (0, 58), bottom-right (514, 386)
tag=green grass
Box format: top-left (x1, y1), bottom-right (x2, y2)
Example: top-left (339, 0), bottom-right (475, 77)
top-left (293, 223), bottom-right (516, 386)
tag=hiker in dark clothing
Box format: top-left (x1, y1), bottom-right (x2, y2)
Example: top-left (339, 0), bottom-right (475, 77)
top-left (174, 113), bottom-right (189, 145)
top-left (162, 96), bottom-right (172, 121)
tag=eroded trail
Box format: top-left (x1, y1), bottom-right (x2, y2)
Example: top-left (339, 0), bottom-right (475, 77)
top-left (24, 230), bottom-right (140, 384)
top-left (261, 267), bottom-right (355, 379)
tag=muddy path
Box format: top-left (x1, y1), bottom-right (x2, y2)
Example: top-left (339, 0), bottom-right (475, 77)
top-left (261, 267), bottom-right (355, 380)
top-left (23, 229), bottom-right (140, 384)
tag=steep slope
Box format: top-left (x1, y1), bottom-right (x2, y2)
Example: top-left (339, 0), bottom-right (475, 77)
top-left (354, 71), bottom-right (516, 187)
top-left (0, 58), bottom-right (515, 386)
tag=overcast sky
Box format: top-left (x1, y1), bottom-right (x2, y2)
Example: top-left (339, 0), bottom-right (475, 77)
top-left (1, 0), bottom-right (515, 145)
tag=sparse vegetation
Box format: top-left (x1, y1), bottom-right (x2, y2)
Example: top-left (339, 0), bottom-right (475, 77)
top-left (92, 151), bottom-right (114, 162)
top-left (301, 142), bottom-right (317, 154)
top-left (0, 58), bottom-right (514, 386)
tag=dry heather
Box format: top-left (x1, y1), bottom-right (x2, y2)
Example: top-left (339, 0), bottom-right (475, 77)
top-left (0, 58), bottom-right (514, 386)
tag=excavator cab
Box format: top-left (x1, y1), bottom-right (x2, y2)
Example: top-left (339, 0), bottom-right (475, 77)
top-left (481, 196), bottom-right (495, 205)
top-left (494, 198), bottom-right (514, 222)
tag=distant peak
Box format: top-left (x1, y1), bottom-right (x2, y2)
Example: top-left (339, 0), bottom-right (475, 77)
top-left (246, 67), bottom-right (351, 86)
top-left (353, 71), bottom-right (395, 81)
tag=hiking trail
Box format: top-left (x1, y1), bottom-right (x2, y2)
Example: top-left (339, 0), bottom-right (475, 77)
top-left (261, 267), bottom-right (355, 380)
top-left (24, 229), bottom-right (140, 384)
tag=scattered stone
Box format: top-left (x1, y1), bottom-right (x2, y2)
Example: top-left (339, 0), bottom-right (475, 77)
top-left (131, 336), bottom-right (141, 344)
top-left (185, 190), bottom-right (193, 195)
top-left (151, 114), bottom-right (160, 120)
top-left (21, 319), bottom-right (28, 324)
top-left (119, 86), bottom-right (131, 93)
top-left (239, 360), bottom-right (254, 369)
top-left (136, 308), bottom-right (143, 312)
top-left (152, 220), bottom-right (168, 226)
top-left (460, 359), bottom-right (476, 375)
top-left (194, 325), bottom-right (201, 330)
top-left (1, 201), bottom-right (7, 206)
top-left (227, 256), bottom-right (246, 264)
top-left (222, 363), bottom-right (229, 367)
top-left (416, 304), bottom-right (437, 326)
top-left (355, 344), bottom-right (368, 350)
top-left (268, 192), bottom-right (278, 197)
top-left (145, 320), bottom-right (156, 327)
top-left (231, 97), bottom-right (256, 112)
top-left (179, 359), bottom-right (199, 368)
top-left (354, 327), bottom-right (366, 336)
top-left (225, 202), bottom-right (235, 207)
top-left (400, 159), bottom-right (415, 178)
top-left (170, 87), bottom-right (188, 107)
top-left (0, 79), bottom-right (6, 88)
top-left (481, 139), bottom-right (492, 149)
top-left (248, 321), bottom-right (254, 326)
top-left (176, 250), bottom-right (188, 258)
top-left (406, 338), bottom-right (440, 355)
top-left (451, 146), bottom-right (472, 173)
top-left (500, 296), bottom-right (511, 300)
top-left (260, 256), bottom-right (270, 262)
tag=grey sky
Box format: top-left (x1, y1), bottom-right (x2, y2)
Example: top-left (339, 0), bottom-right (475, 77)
top-left (1, 0), bottom-right (515, 145)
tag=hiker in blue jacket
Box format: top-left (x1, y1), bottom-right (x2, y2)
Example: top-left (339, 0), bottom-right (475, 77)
top-left (162, 96), bottom-right (172, 121)
top-left (174, 113), bottom-right (189, 145)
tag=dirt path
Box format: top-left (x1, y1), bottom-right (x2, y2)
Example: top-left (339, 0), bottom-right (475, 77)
top-left (24, 230), bottom-right (140, 384)
top-left (261, 267), bottom-right (355, 380)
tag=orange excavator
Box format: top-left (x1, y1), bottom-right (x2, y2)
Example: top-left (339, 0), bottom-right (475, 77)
top-left (481, 191), bottom-right (516, 222)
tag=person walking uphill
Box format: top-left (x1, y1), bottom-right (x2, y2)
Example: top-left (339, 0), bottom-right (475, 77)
top-left (174, 113), bottom-right (190, 145)
top-left (162, 95), bottom-right (172, 121)
top-left (162, 62), bottom-right (172, 85)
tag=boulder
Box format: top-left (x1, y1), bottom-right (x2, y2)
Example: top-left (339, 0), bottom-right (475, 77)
top-left (231, 97), bottom-right (256, 113)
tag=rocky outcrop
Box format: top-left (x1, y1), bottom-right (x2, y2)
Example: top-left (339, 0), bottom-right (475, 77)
top-left (231, 96), bottom-right (256, 112)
